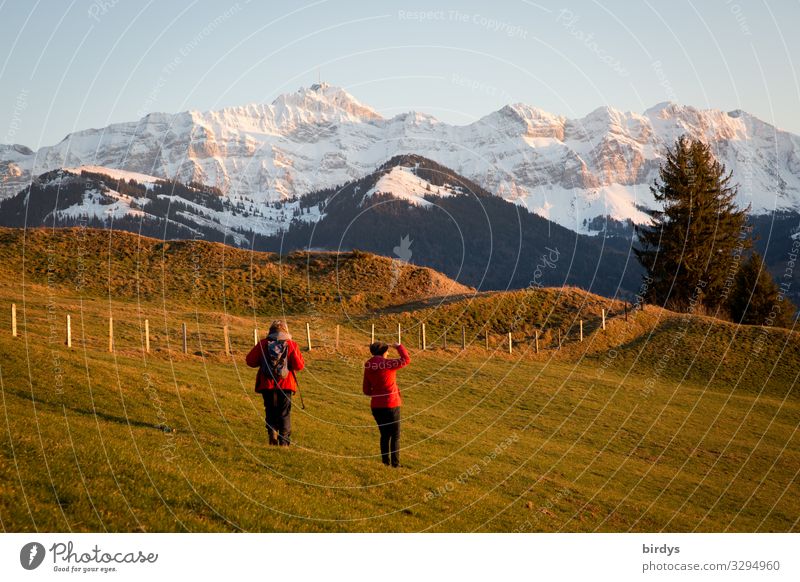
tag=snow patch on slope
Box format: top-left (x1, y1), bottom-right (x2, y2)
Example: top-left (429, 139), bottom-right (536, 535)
top-left (63, 165), bottom-right (164, 185)
top-left (57, 187), bottom-right (147, 221)
top-left (365, 166), bottom-right (457, 207)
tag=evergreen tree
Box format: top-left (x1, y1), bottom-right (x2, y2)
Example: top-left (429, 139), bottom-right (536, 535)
top-left (634, 136), bottom-right (750, 311)
top-left (728, 252), bottom-right (795, 327)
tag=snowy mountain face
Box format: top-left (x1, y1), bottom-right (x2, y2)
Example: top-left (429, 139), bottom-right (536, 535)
top-left (0, 167), bottom-right (321, 246)
top-left (2, 83), bottom-right (800, 235)
top-left (258, 154), bottom-right (645, 295)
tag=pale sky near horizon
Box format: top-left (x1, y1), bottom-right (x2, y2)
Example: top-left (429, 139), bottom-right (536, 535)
top-left (1, 0), bottom-right (799, 148)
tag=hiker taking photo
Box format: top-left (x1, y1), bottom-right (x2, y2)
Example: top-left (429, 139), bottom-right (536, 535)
top-left (246, 320), bottom-right (304, 446)
top-left (362, 342), bottom-right (410, 467)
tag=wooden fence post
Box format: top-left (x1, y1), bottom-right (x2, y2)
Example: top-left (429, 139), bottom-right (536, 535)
top-left (108, 316), bottom-right (114, 353)
top-left (602, 309), bottom-right (606, 330)
top-left (335, 324), bottom-right (340, 350)
top-left (579, 320), bottom-right (583, 342)
top-left (66, 314), bottom-right (72, 348)
top-left (397, 323), bottom-right (401, 344)
top-left (182, 322), bottom-right (188, 354)
top-left (461, 326), bottom-right (466, 350)
top-left (507, 332), bottom-right (512, 354)
top-left (535, 330), bottom-right (539, 354)
top-left (485, 327), bottom-right (489, 350)
top-left (223, 324), bottom-right (230, 356)
top-left (11, 303), bottom-right (17, 337)
top-left (371, 323), bottom-right (375, 344)
top-left (253, 328), bottom-right (259, 346)
top-left (442, 331), bottom-right (447, 350)
top-left (306, 322), bottom-right (312, 350)
top-left (421, 323), bottom-right (426, 351)
top-left (145, 319), bottom-right (150, 354)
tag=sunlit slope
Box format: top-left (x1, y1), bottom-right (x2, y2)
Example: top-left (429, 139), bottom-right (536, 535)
top-left (0, 228), bottom-right (797, 532)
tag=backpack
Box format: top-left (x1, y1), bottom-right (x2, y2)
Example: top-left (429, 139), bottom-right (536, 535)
top-left (260, 340), bottom-right (290, 384)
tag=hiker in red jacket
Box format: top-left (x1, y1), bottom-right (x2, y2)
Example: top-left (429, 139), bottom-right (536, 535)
top-left (246, 320), bottom-right (304, 446)
top-left (362, 342), bottom-right (410, 467)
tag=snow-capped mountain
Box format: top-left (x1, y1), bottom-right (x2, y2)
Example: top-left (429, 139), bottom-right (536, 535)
top-left (2, 82), bottom-right (800, 234)
top-left (257, 154), bottom-right (643, 294)
top-left (0, 166), bottom-right (319, 245)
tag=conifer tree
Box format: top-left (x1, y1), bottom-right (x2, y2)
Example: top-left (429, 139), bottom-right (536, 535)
top-left (634, 136), bottom-right (750, 311)
top-left (728, 252), bottom-right (795, 327)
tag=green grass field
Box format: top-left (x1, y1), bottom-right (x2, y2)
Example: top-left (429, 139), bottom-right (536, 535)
top-left (0, 228), bottom-right (798, 532)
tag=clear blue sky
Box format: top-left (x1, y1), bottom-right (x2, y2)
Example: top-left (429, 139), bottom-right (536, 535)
top-left (1, 0), bottom-right (799, 148)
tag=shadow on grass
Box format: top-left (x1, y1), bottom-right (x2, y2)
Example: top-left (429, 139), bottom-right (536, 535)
top-left (2, 387), bottom-right (174, 432)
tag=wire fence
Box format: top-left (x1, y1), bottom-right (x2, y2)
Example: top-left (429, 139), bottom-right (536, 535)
top-left (5, 301), bottom-right (634, 358)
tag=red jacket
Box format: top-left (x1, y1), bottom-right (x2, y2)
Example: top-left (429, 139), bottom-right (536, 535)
top-left (362, 344), bottom-right (410, 408)
top-left (246, 339), bottom-right (305, 392)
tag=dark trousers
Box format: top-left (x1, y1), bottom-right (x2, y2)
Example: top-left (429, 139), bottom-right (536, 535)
top-left (262, 390), bottom-right (292, 446)
top-left (371, 407), bottom-right (401, 467)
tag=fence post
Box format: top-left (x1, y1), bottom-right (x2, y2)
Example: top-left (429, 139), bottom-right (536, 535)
top-left (507, 332), bottom-right (512, 354)
top-left (335, 324), bottom-right (340, 350)
top-left (485, 327), bottom-right (489, 350)
top-left (66, 314), bottom-right (72, 348)
top-left (371, 323), bottom-right (375, 344)
top-left (421, 323), bottom-right (426, 351)
top-left (11, 303), bottom-right (17, 337)
top-left (306, 322), bottom-right (312, 350)
top-left (535, 330), bottom-right (539, 354)
top-left (461, 326), bottom-right (466, 350)
top-left (108, 316), bottom-right (114, 353)
top-left (397, 323), bottom-right (401, 344)
top-left (579, 320), bottom-right (583, 342)
top-left (182, 322), bottom-right (188, 354)
top-left (223, 324), bottom-right (230, 356)
top-left (253, 328), bottom-right (259, 346)
top-left (442, 331), bottom-right (447, 350)
top-left (602, 309), bottom-right (606, 330)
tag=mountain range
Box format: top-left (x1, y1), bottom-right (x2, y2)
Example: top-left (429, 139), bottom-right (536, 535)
top-left (3, 82), bottom-right (800, 235)
top-left (0, 155), bottom-right (642, 296)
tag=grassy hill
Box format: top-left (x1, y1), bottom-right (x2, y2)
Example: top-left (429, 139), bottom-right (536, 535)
top-left (0, 228), bottom-right (797, 532)
top-left (0, 227), bottom-right (471, 315)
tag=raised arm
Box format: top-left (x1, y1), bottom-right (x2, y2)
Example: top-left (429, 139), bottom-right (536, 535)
top-left (383, 344), bottom-right (410, 370)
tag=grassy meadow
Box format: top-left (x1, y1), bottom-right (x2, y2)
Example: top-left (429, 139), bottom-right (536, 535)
top-left (0, 228), bottom-right (798, 532)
